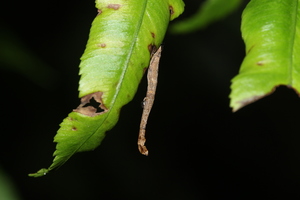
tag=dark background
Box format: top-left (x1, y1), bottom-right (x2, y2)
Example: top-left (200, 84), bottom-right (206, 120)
top-left (2, 0), bottom-right (300, 199)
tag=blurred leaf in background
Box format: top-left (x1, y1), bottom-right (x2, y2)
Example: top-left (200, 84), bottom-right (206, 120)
top-left (0, 24), bottom-right (59, 89)
top-left (0, 167), bottom-right (21, 200)
top-left (170, 0), bottom-right (242, 34)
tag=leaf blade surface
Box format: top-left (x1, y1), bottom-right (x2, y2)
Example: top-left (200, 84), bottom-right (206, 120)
top-left (230, 0), bottom-right (300, 111)
top-left (29, 0), bottom-right (184, 177)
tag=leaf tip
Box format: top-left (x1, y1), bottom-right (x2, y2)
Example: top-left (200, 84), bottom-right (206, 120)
top-left (28, 168), bottom-right (49, 178)
top-left (230, 95), bottom-right (263, 112)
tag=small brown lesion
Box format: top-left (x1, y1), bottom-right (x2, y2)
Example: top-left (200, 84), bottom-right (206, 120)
top-left (151, 32), bottom-right (155, 38)
top-left (108, 4), bottom-right (121, 10)
top-left (256, 61), bottom-right (264, 66)
top-left (72, 127), bottom-right (77, 131)
top-left (73, 92), bottom-right (108, 117)
top-left (148, 44), bottom-right (157, 56)
top-left (97, 43), bottom-right (106, 48)
top-left (97, 9), bottom-right (102, 15)
top-left (148, 44), bottom-right (153, 53)
top-left (169, 6), bottom-right (174, 15)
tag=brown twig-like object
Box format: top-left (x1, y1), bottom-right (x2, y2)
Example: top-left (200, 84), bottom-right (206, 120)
top-left (138, 46), bottom-right (162, 155)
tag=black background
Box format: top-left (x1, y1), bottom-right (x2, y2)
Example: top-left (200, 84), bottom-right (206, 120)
top-left (2, 0), bottom-right (300, 199)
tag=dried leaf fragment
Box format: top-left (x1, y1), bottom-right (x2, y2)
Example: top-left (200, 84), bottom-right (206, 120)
top-left (138, 46), bottom-right (162, 155)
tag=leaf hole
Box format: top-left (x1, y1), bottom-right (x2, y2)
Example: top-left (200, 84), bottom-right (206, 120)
top-left (73, 92), bottom-right (108, 117)
top-left (82, 97), bottom-right (105, 113)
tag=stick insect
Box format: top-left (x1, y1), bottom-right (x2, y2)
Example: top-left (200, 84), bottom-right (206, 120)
top-left (138, 46), bottom-right (162, 155)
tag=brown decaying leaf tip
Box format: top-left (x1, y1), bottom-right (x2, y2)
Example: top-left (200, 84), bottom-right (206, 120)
top-left (107, 4), bottom-right (121, 10)
top-left (138, 46), bottom-right (162, 156)
top-left (73, 92), bottom-right (108, 117)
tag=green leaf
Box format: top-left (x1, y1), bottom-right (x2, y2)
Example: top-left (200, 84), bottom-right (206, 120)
top-left (29, 0), bottom-right (184, 177)
top-left (170, 0), bottom-right (242, 34)
top-left (230, 0), bottom-right (300, 111)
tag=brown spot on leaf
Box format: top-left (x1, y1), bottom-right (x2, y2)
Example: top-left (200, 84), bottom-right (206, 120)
top-left (108, 4), bottom-right (121, 10)
top-left (148, 44), bottom-right (157, 56)
top-left (169, 6), bottom-right (174, 15)
top-left (73, 92), bottom-right (108, 117)
top-left (256, 61), bottom-right (264, 66)
top-left (148, 44), bottom-right (153, 53)
top-left (97, 43), bottom-right (106, 48)
top-left (149, 45), bottom-right (157, 57)
top-left (72, 127), bottom-right (77, 131)
top-left (97, 9), bottom-right (102, 15)
top-left (151, 32), bottom-right (155, 38)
